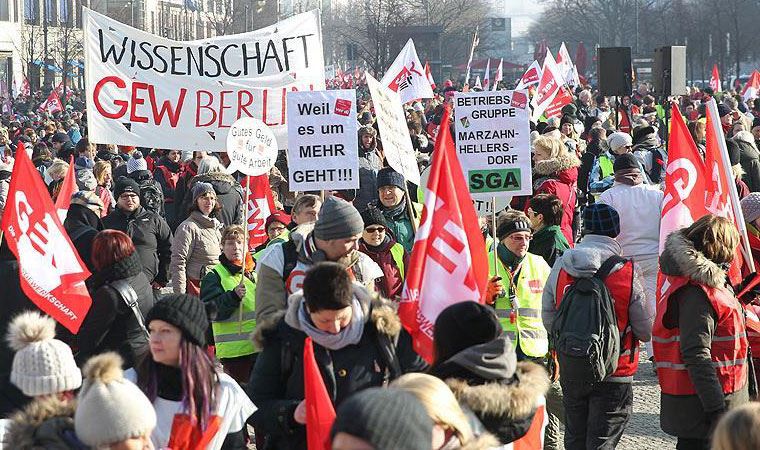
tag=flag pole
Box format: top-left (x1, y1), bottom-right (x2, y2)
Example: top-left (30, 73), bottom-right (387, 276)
top-left (404, 184), bottom-right (418, 233)
top-left (491, 196), bottom-right (498, 270)
top-left (706, 99), bottom-right (754, 269)
top-left (239, 177), bottom-right (250, 334)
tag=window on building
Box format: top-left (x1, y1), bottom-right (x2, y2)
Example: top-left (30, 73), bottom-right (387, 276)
top-left (24, 0), bottom-right (38, 24)
top-left (59, 0), bottom-right (71, 24)
top-left (0, 0), bottom-right (10, 21)
top-left (151, 10), bottom-right (154, 33)
top-left (45, 0), bottom-right (58, 23)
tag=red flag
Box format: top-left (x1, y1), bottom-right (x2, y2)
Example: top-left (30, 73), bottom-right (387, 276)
top-left (574, 42), bottom-right (588, 76)
top-left (710, 64), bottom-right (721, 93)
top-left (424, 61), bottom-right (436, 90)
top-left (742, 70), bottom-right (760, 102)
top-left (38, 90), bottom-right (63, 114)
top-left (240, 175), bottom-right (275, 251)
top-left (304, 337), bottom-right (336, 450)
top-left (54, 155), bottom-right (76, 223)
top-left (0, 146), bottom-right (92, 333)
top-left (399, 105), bottom-right (489, 363)
top-left (544, 86), bottom-right (573, 118)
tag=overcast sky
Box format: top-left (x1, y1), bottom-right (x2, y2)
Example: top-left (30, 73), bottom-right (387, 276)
top-left (505, 0), bottom-right (544, 36)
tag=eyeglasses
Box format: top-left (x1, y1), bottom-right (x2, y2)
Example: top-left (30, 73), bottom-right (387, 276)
top-left (365, 226), bottom-right (385, 234)
top-left (508, 234), bottom-right (532, 242)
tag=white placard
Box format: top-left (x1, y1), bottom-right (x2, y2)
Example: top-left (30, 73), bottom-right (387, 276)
top-left (286, 90), bottom-right (359, 191)
top-left (420, 165), bottom-right (511, 215)
top-left (454, 90), bottom-right (532, 198)
top-left (84, 8), bottom-right (324, 151)
top-left (366, 72), bottom-right (420, 186)
top-left (226, 117), bottom-right (278, 176)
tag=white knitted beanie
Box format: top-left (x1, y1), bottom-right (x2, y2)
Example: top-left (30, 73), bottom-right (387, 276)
top-left (7, 311), bottom-right (82, 396)
top-left (75, 352), bottom-right (157, 447)
top-left (126, 150), bottom-right (148, 174)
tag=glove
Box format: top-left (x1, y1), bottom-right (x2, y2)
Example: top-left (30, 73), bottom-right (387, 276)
top-left (736, 272), bottom-right (760, 304)
top-left (485, 276), bottom-right (504, 305)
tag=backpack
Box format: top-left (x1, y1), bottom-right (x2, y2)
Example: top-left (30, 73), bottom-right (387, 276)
top-left (155, 165), bottom-right (181, 196)
top-left (551, 255), bottom-right (625, 383)
top-left (137, 180), bottom-right (165, 216)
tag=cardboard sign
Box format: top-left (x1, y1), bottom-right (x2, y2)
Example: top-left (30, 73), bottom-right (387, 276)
top-left (286, 90), bottom-right (359, 191)
top-left (420, 164), bottom-right (511, 215)
top-left (454, 90), bottom-right (532, 198)
top-left (226, 117), bottom-right (278, 176)
top-left (367, 73), bottom-right (420, 186)
top-left (84, 8), bottom-right (324, 151)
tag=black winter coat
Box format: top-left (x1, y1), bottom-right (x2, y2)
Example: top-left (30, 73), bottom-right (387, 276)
top-left (63, 203), bottom-right (103, 272)
top-left (247, 293), bottom-right (427, 450)
top-left (736, 139), bottom-right (760, 193)
top-left (102, 206), bottom-right (172, 284)
top-left (178, 172), bottom-right (243, 227)
top-left (77, 251), bottom-right (154, 367)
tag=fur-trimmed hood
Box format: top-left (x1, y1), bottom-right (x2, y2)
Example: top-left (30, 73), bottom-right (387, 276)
top-left (252, 283), bottom-right (401, 350)
top-left (660, 230), bottom-right (726, 288)
top-left (446, 361), bottom-right (549, 423)
top-left (533, 150), bottom-right (580, 178)
top-left (5, 396), bottom-right (84, 449)
top-left (188, 171), bottom-right (239, 195)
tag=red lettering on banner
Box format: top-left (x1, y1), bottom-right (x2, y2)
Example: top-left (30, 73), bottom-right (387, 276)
top-left (217, 90), bottom-right (234, 128)
top-left (237, 90), bottom-right (255, 118)
top-left (196, 90), bottom-right (216, 127)
top-left (93, 75), bottom-right (186, 127)
top-left (93, 76), bottom-right (128, 119)
top-left (130, 82), bottom-right (150, 123)
top-left (148, 84), bottom-right (186, 127)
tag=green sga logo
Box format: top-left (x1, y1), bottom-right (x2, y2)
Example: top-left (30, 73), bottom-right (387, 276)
top-left (469, 169), bottom-right (521, 193)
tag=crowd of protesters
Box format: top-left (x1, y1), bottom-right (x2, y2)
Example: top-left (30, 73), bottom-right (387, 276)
top-left (1, 71), bottom-right (760, 450)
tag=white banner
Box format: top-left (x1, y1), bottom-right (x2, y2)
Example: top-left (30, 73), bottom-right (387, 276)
top-left (286, 90), bottom-right (359, 191)
top-left (84, 8), bottom-right (325, 151)
top-left (454, 90), bottom-right (532, 198)
top-left (381, 39), bottom-right (434, 105)
top-left (530, 51), bottom-right (564, 121)
top-left (367, 73), bottom-right (420, 186)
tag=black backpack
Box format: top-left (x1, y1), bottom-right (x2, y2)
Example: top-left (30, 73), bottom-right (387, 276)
top-left (551, 255), bottom-right (625, 383)
top-left (137, 180), bottom-right (165, 217)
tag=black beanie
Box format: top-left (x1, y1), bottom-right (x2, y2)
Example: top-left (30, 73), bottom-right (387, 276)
top-left (612, 153), bottom-right (640, 172)
top-left (113, 177), bottom-right (140, 199)
top-left (433, 301), bottom-right (503, 363)
top-left (376, 167), bottom-right (406, 191)
top-left (360, 207), bottom-right (388, 229)
top-left (560, 114), bottom-right (574, 128)
top-left (146, 294), bottom-right (208, 346)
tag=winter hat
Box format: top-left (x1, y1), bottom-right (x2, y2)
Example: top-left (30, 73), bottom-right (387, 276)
top-left (74, 156), bottom-right (94, 170)
top-left (75, 168), bottom-right (97, 191)
top-left (266, 210), bottom-right (291, 230)
top-left (191, 181), bottom-right (215, 205)
top-left (632, 125), bottom-right (656, 145)
top-left (612, 153), bottom-right (640, 172)
top-left (376, 167), bottom-right (406, 190)
top-left (51, 132), bottom-right (70, 143)
top-left (496, 212), bottom-right (532, 241)
top-left (433, 301), bottom-right (505, 364)
top-left (607, 132), bottom-right (633, 153)
top-left (114, 177), bottom-right (140, 198)
top-left (358, 125), bottom-right (377, 137)
top-left (559, 114), bottom-right (574, 128)
top-left (560, 103), bottom-right (578, 118)
top-left (741, 193), bottom-right (760, 224)
top-left (126, 150), bottom-right (148, 174)
top-left (70, 190), bottom-right (104, 215)
top-left (361, 206), bottom-right (388, 229)
top-left (146, 294), bottom-right (209, 346)
top-left (717, 103), bottom-right (732, 118)
top-left (7, 311), bottom-right (82, 397)
top-left (582, 203), bottom-right (621, 238)
top-left (313, 196), bottom-right (364, 240)
top-left (331, 388), bottom-right (433, 450)
top-left (726, 139), bottom-right (741, 166)
top-left (74, 353), bottom-right (156, 448)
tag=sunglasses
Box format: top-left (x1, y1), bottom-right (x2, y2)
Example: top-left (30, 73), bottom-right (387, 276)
top-left (365, 226), bottom-right (385, 234)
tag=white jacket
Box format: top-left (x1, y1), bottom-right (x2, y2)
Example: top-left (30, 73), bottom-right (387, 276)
top-left (598, 181), bottom-right (663, 258)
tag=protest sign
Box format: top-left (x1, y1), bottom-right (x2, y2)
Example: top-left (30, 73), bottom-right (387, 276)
top-left (226, 117), bottom-right (278, 176)
top-left (286, 90), bottom-right (359, 191)
top-left (83, 8), bottom-right (324, 151)
top-left (454, 90), bottom-right (532, 198)
top-left (366, 73), bottom-right (420, 185)
top-left (420, 165), bottom-right (511, 215)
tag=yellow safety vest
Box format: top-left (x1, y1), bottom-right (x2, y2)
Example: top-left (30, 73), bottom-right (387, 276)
top-left (254, 230), bottom-right (290, 261)
top-left (210, 264), bottom-right (257, 359)
top-left (599, 154), bottom-right (614, 179)
top-left (389, 242), bottom-right (405, 277)
top-left (488, 251), bottom-right (551, 358)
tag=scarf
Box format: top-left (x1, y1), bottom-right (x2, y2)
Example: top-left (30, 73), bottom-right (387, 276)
top-left (380, 196), bottom-right (408, 220)
top-left (219, 253), bottom-right (254, 275)
top-left (295, 297), bottom-right (365, 350)
top-left (497, 243), bottom-right (524, 272)
top-left (633, 134), bottom-right (659, 151)
top-left (614, 168), bottom-right (644, 186)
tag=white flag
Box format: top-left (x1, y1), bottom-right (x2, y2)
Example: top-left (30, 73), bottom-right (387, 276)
top-left (530, 51), bottom-right (564, 121)
top-left (483, 59), bottom-right (491, 89)
top-left (515, 60), bottom-right (542, 90)
top-left (474, 75), bottom-right (482, 90)
top-left (492, 58), bottom-right (503, 91)
top-left (556, 42), bottom-right (580, 87)
top-left (381, 39), bottom-right (434, 104)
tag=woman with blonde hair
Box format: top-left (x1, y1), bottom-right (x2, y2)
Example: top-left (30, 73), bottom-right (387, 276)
top-left (93, 160), bottom-right (114, 216)
top-left (392, 373), bottom-right (498, 449)
top-left (655, 214), bottom-right (748, 449)
top-left (712, 403), bottom-right (760, 450)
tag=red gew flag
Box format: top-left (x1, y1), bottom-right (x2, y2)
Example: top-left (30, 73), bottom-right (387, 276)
top-left (38, 90), bottom-right (63, 114)
top-left (544, 85), bottom-right (573, 118)
top-left (399, 104), bottom-right (489, 363)
top-left (54, 155), bottom-right (76, 223)
top-left (0, 145), bottom-right (92, 333)
top-left (240, 175), bottom-right (275, 251)
top-left (425, 61), bottom-right (436, 90)
top-left (710, 64), bottom-right (721, 93)
top-left (304, 337), bottom-right (336, 450)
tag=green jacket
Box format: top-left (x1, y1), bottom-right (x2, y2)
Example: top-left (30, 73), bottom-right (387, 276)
top-left (528, 225), bottom-right (570, 268)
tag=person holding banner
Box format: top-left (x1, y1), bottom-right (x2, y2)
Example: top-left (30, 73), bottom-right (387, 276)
top-left (201, 224), bottom-right (257, 384)
top-left (171, 182), bottom-right (223, 295)
top-left (370, 167), bottom-right (422, 253)
top-left (654, 215), bottom-right (749, 449)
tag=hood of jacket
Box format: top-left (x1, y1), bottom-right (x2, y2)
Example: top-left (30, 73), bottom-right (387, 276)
top-left (6, 396), bottom-right (79, 449)
top-left (735, 139), bottom-right (760, 159)
top-left (88, 250), bottom-right (144, 288)
top-left (188, 210), bottom-right (221, 229)
top-left (660, 230), bottom-right (726, 288)
top-left (127, 169), bottom-right (153, 183)
top-left (63, 203), bottom-right (102, 232)
top-left (558, 234), bottom-right (622, 278)
top-left (189, 171), bottom-right (237, 195)
top-left (446, 360), bottom-right (549, 425)
top-left (157, 156), bottom-right (181, 173)
top-left (253, 284), bottom-right (401, 350)
top-left (533, 151), bottom-right (580, 184)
